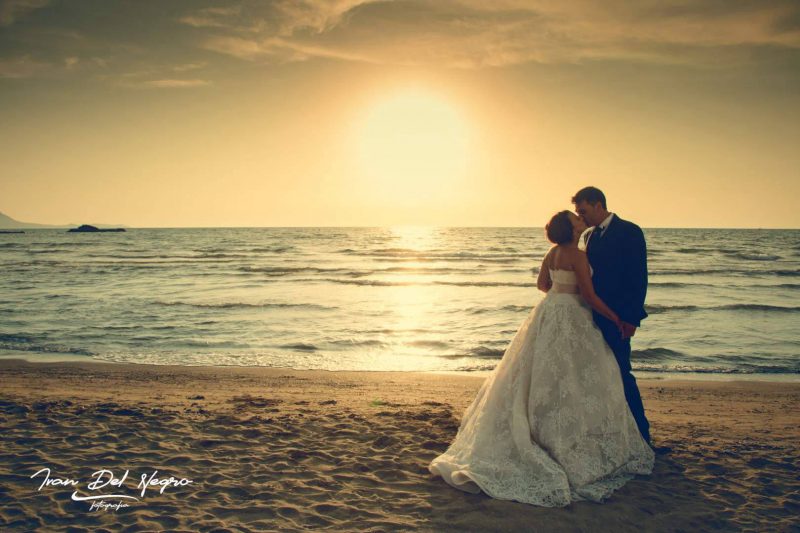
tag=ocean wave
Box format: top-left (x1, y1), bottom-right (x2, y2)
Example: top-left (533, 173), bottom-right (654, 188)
top-left (632, 347), bottom-right (685, 360)
top-left (246, 246), bottom-right (294, 253)
top-left (454, 360), bottom-right (799, 375)
top-left (0, 334), bottom-right (93, 356)
top-left (240, 266), bottom-right (352, 275)
top-left (645, 304), bottom-right (699, 314)
top-left (488, 246), bottom-right (520, 252)
top-left (239, 265), bottom-right (483, 277)
top-left (280, 342), bottom-right (318, 352)
top-left (380, 266), bottom-right (484, 274)
top-left (152, 300), bottom-right (336, 310)
top-left (502, 304), bottom-right (532, 312)
top-left (650, 281), bottom-right (799, 289)
top-left (307, 278), bottom-right (412, 286)
top-left (633, 364), bottom-right (800, 374)
top-left (466, 304), bottom-right (531, 315)
top-left (646, 303), bottom-right (799, 313)
top-left (30, 241), bottom-right (99, 247)
top-left (85, 253), bottom-right (251, 260)
top-left (454, 363), bottom-right (497, 372)
top-left (715, 304), bottom-right (800, 312)
top-left (674, 247), bottom-right (738, 254)
top-left (373, 256), bottom-right (522, 264)
top-left (469, 346), bottom-right (505, 358)
top-left (339, 247), bottom-right (535, 261)
top-left (272, 277), bottom-right (536, 288)
top-left (725, 252), bottom-right (781, 261)
top-left (175, 339), bottom-right (248, 349)
top-left (652, 268), bottom-right (799, 277)
top-left (327, 338), bottom-right (388, 348)
top-left (439, 346), bottom-right (507, 359)
top-left (408, 340), bottom-right (451, 349)
top-left (193, 246), bottom-right (294, 254)
top-left (435, 280), bottom-right (535, 288)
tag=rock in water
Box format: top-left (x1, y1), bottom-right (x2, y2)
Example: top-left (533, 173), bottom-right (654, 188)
top-left (67, 224), bottom-right (126, 233)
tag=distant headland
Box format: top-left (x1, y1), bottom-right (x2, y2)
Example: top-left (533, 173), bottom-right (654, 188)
top-left (0, 211), bottom-right (128, 230)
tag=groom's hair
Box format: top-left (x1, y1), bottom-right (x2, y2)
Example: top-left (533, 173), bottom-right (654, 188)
top-left (546, 210), bottom-right (574, 245)
top-left (571, 186), bottom-right (606, 209)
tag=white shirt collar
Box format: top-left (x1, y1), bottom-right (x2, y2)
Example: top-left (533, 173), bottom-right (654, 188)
top-left (599, 212), bottom-right (614, 229)
top-left (597, 212), bottom-right (614, 235)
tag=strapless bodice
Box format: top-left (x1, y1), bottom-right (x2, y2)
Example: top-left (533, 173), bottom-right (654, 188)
top-left (549, 269), bottom-right (578, 294)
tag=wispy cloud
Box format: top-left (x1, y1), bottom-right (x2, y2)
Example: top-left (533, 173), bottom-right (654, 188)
top-left (178, 6), bottom-right (242, 29)
top-left (142, 78), bottom-right (211, 88)
top-left (102, 65), bottom-right (212, 89)
top-left (2, 0), bottom-right (798, 86)
top-left (172, 61), bottom-right (207, 72)
top-left (184, 0), bottom-right (800, 68)
top-left (0, 54), bottom-right (50, 78)
top-left (0, 0), bottom-right (49, 27)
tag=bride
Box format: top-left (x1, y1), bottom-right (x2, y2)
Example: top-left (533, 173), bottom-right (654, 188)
top-left (428, 210), bottom-right (654, 507)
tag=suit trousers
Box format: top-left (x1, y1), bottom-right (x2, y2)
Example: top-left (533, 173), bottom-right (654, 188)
top-left (595, 317), bottom-right (651, 444)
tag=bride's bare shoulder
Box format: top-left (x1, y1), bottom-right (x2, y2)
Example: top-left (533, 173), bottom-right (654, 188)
top-left (558, 247), bottom-right (587, 269)
top-left (542, 245), bottom-right (558, 264)
top-left (571, 248), bottom-right (588, 261)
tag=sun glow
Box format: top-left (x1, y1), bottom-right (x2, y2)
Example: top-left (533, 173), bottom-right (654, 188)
top-left (352, 88), bottom-right (472, 204)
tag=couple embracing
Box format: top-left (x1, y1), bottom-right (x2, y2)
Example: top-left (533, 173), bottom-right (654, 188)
top-left (429, 186), bottom-right (662, 507)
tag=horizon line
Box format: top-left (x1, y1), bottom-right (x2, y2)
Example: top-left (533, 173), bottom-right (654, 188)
top-left (7, 225), bottom-right (799, 231)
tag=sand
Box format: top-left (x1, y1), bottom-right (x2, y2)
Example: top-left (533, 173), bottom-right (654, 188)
top-left (0, 359), bottom-right (798, 532)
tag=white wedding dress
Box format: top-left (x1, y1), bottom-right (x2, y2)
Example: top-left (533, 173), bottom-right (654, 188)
top-left (428, 269), bottom-right (654, 506)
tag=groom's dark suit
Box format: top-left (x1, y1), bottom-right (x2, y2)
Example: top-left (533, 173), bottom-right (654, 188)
top-left (585, 214), bottom-right (651, 443)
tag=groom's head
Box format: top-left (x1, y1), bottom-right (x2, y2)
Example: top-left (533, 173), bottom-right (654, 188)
top-left (572, 186), bottom-right (609, 227)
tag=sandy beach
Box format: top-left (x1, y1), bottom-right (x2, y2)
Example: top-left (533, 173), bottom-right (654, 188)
top-left (0, 359), bottom-right (798, 532)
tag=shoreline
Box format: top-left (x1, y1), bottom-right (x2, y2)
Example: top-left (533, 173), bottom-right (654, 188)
top-left (1, 351), bottom-right (799, 383)
top-left (1, 357), bottom-right (798, 531)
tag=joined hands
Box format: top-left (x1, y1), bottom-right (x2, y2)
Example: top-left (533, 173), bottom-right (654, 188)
top-left (620, 321), bottom-right (637, 339)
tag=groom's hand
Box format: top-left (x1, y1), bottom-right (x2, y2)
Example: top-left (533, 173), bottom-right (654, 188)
top-left (621, 322), bottom-right (637, 339)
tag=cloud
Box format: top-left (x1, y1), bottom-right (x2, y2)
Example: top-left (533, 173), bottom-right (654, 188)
top-left (0, 0), bottom-right (49, 26)
top-left (178, 5), bottom-right (242, 29)
top-left (141, 78), bottom-right (211, 88)
top-left (172, 61), bottom-right (207, 72)
top-left (202, 35), bottom-right (266, 60)
top-left (185, 0), bottom-right (800, 68)
top-left (0, 54), bottom-right (50, 78)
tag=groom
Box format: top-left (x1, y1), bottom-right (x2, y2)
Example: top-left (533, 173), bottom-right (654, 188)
top-left (571, 186), bottom-right (652, 446)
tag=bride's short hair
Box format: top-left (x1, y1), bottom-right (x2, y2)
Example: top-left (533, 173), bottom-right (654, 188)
top-left (546, 210), bottom-right (573, 245)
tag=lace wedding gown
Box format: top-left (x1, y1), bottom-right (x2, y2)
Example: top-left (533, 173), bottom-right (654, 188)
top-left (428, 269), bottom-right (654, 506)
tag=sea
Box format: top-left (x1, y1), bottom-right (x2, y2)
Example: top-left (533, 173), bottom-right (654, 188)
top-left (1, 227), bottom-right (798, 380)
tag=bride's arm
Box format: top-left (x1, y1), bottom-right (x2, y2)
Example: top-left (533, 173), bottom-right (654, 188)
top-left (536, 248), bottom-right (553, 293)
top-left (572, 251), bottom-right (621, 327)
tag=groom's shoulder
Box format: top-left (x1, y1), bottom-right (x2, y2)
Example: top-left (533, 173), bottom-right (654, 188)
top-left (614, 216), bottom-right (645, 238)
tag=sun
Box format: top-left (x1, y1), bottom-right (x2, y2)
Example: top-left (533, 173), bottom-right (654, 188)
top-left (352, 88), bottom-right (472, 204)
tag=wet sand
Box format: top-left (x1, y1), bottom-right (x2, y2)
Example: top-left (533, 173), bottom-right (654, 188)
top-left (0, 359), bottom-right (798, 532)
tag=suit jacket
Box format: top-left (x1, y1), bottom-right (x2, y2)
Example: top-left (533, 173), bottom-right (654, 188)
top-left (585, 215), bottom-right (649, 327)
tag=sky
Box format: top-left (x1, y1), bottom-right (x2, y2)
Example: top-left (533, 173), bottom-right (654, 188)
top-left (1, 0), bottom-right (799, 228)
